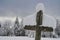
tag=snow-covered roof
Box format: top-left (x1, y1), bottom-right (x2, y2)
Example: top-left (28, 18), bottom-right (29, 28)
top-left (23, 3), bottom-right (56, 29)
top-left (23, 12), bottom-right (56, 29)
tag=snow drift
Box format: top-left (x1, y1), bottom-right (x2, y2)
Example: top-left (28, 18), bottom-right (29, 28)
top-left (0, 36), bottom-right (60, 40)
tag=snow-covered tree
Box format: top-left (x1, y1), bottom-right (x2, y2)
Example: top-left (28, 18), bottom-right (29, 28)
top-left (0, 24), bottom-right (7, 36)
top-left (14, 17), bottom-right (20, 36)
top-left (55, 19), bottom-right (60, 37)
top-left (2, 20), bottom-right (12, 36)
top-left (14, 17), bottom-right (25, 36)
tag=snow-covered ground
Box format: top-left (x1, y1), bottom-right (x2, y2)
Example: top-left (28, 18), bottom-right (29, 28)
top-left (0, 36), bottom-right (60, 40)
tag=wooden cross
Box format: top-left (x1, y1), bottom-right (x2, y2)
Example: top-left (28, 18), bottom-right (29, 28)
top-left (24, 10), bottom-right (53, 40)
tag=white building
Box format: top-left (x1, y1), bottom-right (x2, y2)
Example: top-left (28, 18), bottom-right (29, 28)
top-left (23, 12), bottom-right (56, 37)
top-left (23, 3), bottom-right (56, 38)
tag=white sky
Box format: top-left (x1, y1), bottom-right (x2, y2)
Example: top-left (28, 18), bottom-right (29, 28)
top-left (0, 17), bottom-right (22, 23)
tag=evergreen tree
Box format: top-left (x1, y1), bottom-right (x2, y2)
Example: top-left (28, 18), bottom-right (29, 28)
top-left (14, 17), bottom-right (20, 36)
top-left (14, 17), bottom-right (25, 36)
top-left (20, 18), bottom-right (25, 36)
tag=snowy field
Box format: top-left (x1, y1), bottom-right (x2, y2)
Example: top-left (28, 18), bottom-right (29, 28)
top-left (0, 36), bottom-right (60, 40)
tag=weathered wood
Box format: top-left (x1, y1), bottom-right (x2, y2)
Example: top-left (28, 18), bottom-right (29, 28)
top-left (24, 25), bottom-right (53, 32)
top-left (35, 26), bottom-right (41, 40)
top-left (24, 25), bottom-right (36, 30)
top-left (40, 26), bottom-right (53, 32)
top-left (36, 10), bottom-right (43, 25)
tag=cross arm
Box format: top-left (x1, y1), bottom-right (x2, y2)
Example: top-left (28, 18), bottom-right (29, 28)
top-left (24, 25), bottom-right (53, 32)
top-left (39, 26), bottom-right (53, 32)
top-left (24, 25), bottom-right (36, 30)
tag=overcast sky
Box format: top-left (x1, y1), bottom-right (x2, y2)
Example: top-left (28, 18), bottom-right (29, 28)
top-left (0, 0), bottom-right (60, 18)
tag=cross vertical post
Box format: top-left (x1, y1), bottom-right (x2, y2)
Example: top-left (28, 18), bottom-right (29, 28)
top-left (35, 10), bottom-right (43, 40)
top-left (35, 25), bottom-right (41, 40)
